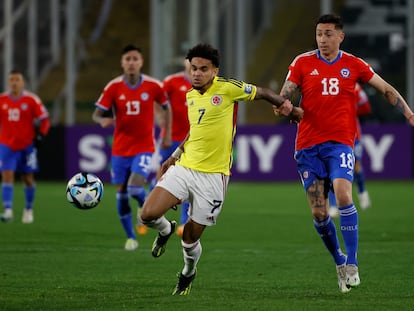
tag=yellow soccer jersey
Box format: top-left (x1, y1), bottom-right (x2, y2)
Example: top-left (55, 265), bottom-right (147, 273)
top-left (178, 76), bottom-right (257, 175)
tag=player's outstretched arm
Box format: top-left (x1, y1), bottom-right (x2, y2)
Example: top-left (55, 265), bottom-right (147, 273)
top-left (368, 74), bottom-right (414, 126)
top-left (255, 86), bottom-right (303, 122)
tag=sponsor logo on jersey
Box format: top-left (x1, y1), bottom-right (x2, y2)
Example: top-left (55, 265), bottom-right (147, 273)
top-left (21, 103), bottom-right (28, 110)
top-left (340, 68), bottom-right (350, 78)
top-left (119, 94), bottom-right (126, 100)
top-left (310, 69), bottom-right (319, 75)
top-left (211, 95), bottom-right (222, 106)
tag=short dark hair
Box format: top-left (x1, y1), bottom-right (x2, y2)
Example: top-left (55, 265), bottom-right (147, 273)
top-left (186, 43), bottom-right (220, 68)
top-left (9, 69), bottom-right (24, 76)
top-left (9, 68), bottom-right (26, 80)
top-left (122, 44), bottom-right (142, 55)
top-left (317, 14), bottom-right (344, 30)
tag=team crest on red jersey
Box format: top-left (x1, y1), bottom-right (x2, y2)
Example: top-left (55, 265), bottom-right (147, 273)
top-left (141, 92), bottom-right (149, 101)
top-left (340, 68), bottom-right (350, 78)
top-left (211, 95), bottom-right (222, 106)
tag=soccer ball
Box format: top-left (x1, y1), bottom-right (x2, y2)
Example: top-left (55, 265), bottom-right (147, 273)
top-left (66, 172), bottom-right (104, 209)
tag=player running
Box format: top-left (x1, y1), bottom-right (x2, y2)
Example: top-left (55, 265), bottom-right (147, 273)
top-left (92, 44), bottom-right (172, 251)
top-left (140, 43), bottom-right (303, 295)
top-left (276, 14), bottom-right (414, 293)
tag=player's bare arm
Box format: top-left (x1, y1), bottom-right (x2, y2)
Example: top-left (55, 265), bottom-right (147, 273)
top-left (280, 80), bottom-right (299, 100)
top-left (157, 133), bottom-right (189, 180)
top-left (92, 108), bottom-right (114, 128)
top-left (255, 86), bottom-right (303, 122)
top-left (160, 103), bottom-right (173, 149)
top-left (255, 87), bottom-right (292, 112)
top-left (269, 80), bottom-right (303, 122)
top-left (368, 74), bottom-right (414, 125)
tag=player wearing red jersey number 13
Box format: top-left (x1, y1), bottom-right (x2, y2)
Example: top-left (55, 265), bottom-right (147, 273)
top-left (92, 44), bottom-right (172, 251)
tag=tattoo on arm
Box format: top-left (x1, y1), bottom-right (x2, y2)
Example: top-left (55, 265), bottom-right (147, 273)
top-left (281, 81), bottom-right (298, 100)
top-left (385, 90), bottom-right (405, 114)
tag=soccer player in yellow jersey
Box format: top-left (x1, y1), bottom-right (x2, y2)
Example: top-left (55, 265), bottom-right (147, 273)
top-left (140, 43), bottom-right (303, 295)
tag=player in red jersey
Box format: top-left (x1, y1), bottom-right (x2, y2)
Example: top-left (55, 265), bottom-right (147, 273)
top-left (329, 83), bottom-right (372, 217)
top-left (156, 59), bottom-right (192, 237)
top-left (276, 14), bottom-right (414, 293)
top-left (92, 44), bottom-right (172, 251)
top-left (0, 70), bottom-right (50, 224)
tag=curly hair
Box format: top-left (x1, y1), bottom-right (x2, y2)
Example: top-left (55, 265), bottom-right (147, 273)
top-left (186, 43), bottom-right (220, 68)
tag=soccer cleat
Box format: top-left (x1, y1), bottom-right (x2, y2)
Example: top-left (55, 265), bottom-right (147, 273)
top-left (328, 206), bottom-right (339, 218)
top-left (124, 238), bottom-right (138, 251)
top-left (172, 271), bottom-right (196, 296)
top-left (358, 191), bottom-right (371, 210)
top-left (176, 224), bottom-right (184, 237)
top-left (346, 264), bottom-right (361, 287)
top-left (136, 224), bottom-right (148, 236)
top-left (22, 209), bottom-right (34, 224)
top-left (336, 263), bottom-right (351, 293)
top-left (0, 209), bottom-right (13, 222)
top-left (151, 220), bottom-right (176, 258)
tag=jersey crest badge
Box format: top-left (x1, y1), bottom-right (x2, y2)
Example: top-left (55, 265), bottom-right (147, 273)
top-left (340, 68), bottom-right (350, 78)
top-left (211, 95), bottom-right (222, 106)
top-left (21, 103), bottom-right (28, 110)
top-left (141, 92), bottom-right (149, 101)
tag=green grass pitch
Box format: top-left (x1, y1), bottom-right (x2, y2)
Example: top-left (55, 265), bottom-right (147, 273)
top-left (1, 180), bottom-right (414, 310)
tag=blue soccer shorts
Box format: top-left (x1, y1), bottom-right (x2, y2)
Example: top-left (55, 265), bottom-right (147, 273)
top-left (111, 152), bottom-right (152, 184)
top-left (295, 141), bottom-right (354, 191)
top-left (0, 143), bottom-right (38, 173)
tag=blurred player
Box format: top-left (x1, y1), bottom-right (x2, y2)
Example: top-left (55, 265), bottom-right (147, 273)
top-left (0, 70), bottom-right (50, 224)
top-left (276, 14), bottom-right (414, 293)
top-left (92, 44), bottom-right (172, 251)
top-left (157, 59), bottom-right (192, 237)
top-left (140, 43), bottom-right (303, 295)
top-left (329, 83), bottom-right (372, 217)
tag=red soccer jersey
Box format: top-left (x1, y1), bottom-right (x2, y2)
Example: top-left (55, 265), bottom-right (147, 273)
top-left (355, 83), bottom-right (371, 140)
top-left (0, 91), bottom-right (49, 151)
top-left (96, 74), bottom-right (168, 156)
top-left (286, 50), bottom-right (375, 150)
top-left (162, 71), bottom-right (191, 141)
